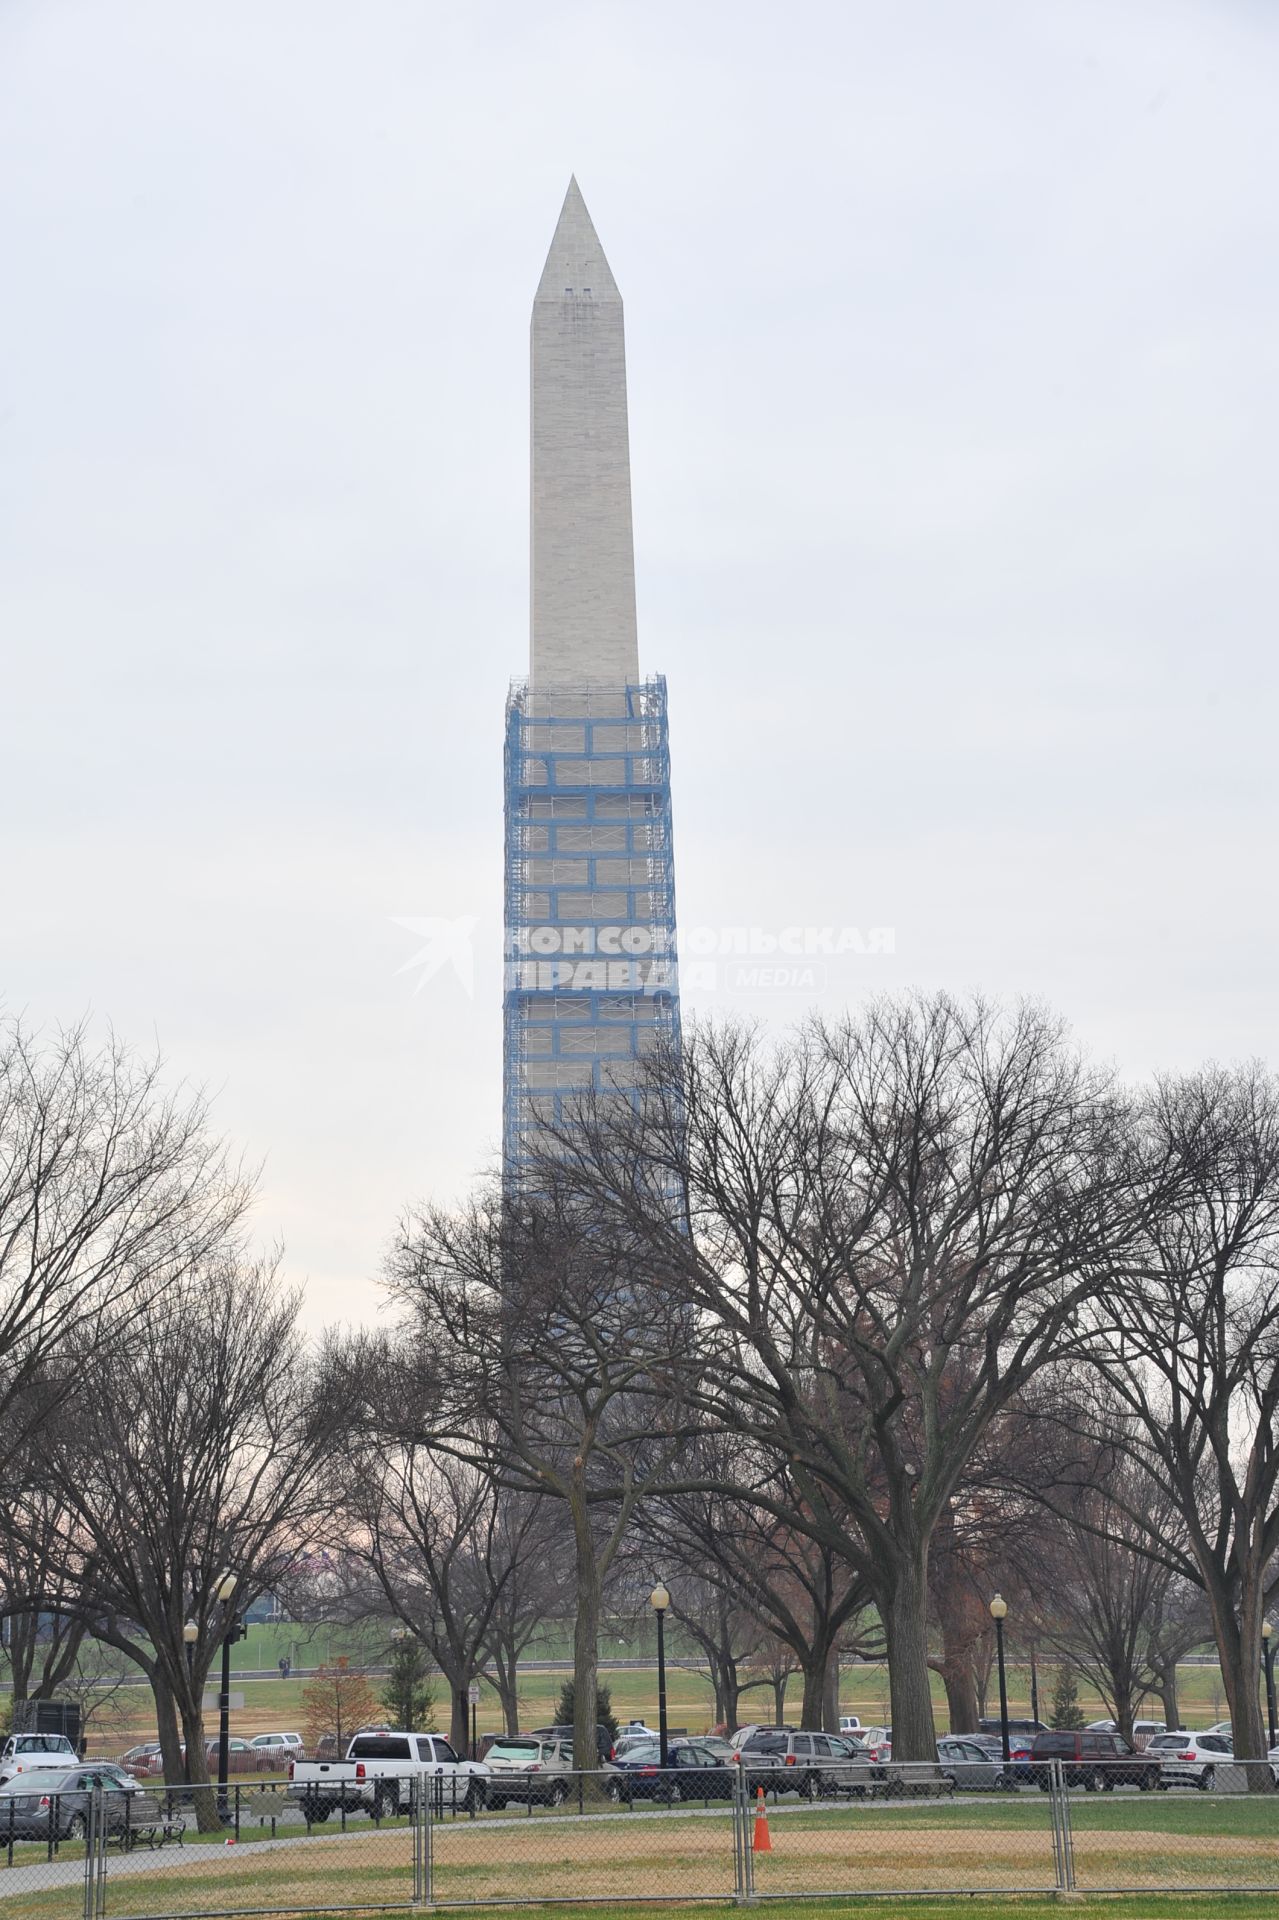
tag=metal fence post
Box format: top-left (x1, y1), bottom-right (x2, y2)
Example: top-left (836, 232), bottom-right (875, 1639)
top-left (734, 1767), bottom-right (756, 1903)
top-left (1051, 1759), bottom-right (1076, 1893)
top-left (82, 1788), bottom-right (96, 1920)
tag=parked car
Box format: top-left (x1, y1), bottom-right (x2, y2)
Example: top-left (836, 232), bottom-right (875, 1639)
top-left (965, 1730), bottom-right (1036, 1783)
top-left (483, 1736), bottom-right (576, 1807)
top-left (1028, 1729), bottom-right (1162, 1791)
top-left (1146, 1731), bottom-right (1235, 1789)
top-left (0, 1768), bottom-right (134, 1842)
top-left (289, 1731), bottom-right (490, 1820)
top-left (936, 1737), bottom-right (1010, 1792)
top-left (606, 1740), bottom-right (736, 1803)
top-left (1085, 1719), bottom-right (1167, 1747)
top-left (0, 1734), bottom-right (79, 1784)
top-left (530, 1724), bottom-right (615, 1765)
top-left (249, 1732), bottom-right (304, 1762)
top-left (695, 1735), bottom-right (738, 1763)
top-left (731, 1728), bottom-right (877, 1799)
top-left (851, 1726), bottom-right (892, 1763)
top-left (838, 1716), bottom-right (862, 1734)
top-left (119, 1743), bottom-right (163, 1779)
top-left (823, 1734), bottom-right (887, 1792)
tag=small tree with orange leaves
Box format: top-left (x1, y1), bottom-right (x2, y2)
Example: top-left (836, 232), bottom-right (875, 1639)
top-left (301, 1657), bottom-right (380, 1757)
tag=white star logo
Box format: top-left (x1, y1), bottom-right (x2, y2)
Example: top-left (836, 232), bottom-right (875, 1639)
top-left (392, 916), bottom-right (478, 997)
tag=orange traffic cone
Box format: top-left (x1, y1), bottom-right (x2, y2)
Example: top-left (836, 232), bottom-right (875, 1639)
top-left (752, 1786), bottom-right (772, 1853)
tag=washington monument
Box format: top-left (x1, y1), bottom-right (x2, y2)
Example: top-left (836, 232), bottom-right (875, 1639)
top-left (502, 180), bottom-right (681, 1180)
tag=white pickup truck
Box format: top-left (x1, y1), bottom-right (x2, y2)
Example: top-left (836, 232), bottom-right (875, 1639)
top-left (289, 1731), bottom-right (490, 1820)
top-left (0, 1734), bottom-right (80, 1785)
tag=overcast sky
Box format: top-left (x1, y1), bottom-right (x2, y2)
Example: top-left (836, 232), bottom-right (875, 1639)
top-left (3, 0), bottom-right (1277, 1328)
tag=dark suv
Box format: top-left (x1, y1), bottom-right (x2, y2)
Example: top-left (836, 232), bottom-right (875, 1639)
top-left (1029, 1729), bottom-right (1161, 1791)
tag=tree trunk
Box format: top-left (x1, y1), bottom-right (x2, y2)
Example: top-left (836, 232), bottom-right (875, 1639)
top-left (1156, 1666), bottom-right (1180, 1732)
top-left (490, 1641), bottom-right (521, 1734)
top-left (569, 1481), bottom-right (601, 1776)
top-left (883, 1560), bottom-right (937, 1761)
top-left (823, 1652), bottom-right (840, 1731)
top-left (771, 1673), bottom-right (787, 1725)
top-left (799, 1635), bottom-right (835, 1729)
top-left (940, 1659), bottom-right (979, 1736)
top-left (153, 1668), bottom-right (185, 1786)
top-left (1207, 1574), bottom-right (1269, 1788)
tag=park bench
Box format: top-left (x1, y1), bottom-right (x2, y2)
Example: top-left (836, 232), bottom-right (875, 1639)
top-left (882, 1763), bottom-right (955, 1799)
top-left (116, 1793), bottom-right (186, 1851)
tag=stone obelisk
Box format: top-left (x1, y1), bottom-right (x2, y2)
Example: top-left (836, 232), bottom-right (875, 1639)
top-left (503, 180), bottom-right (680, 1185)
top-left (530, 177), bottom-right (639, 687)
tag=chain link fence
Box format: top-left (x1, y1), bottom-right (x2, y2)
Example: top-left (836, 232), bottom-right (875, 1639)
top-left (4, 1757), bottom-right (1279, 1917)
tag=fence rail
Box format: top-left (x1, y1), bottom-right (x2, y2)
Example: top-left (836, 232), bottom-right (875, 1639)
top-left (2, 1760), bottom-right (1279, 1918)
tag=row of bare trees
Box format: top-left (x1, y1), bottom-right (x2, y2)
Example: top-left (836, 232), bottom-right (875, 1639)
top-left (380, 994), bottom-right (1279, 1772)
top-left (6, 995), bottom-right (1279, 1794)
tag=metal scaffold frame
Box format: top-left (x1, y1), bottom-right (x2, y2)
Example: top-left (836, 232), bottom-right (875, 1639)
top-left (502, 674), bottom-right (681, 1182)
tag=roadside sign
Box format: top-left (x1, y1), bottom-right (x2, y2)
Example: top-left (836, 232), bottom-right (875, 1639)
top-left (468, 1682), bottom-right (481, 1705)
top-left (203, 1692), bottom-right (246, 1712)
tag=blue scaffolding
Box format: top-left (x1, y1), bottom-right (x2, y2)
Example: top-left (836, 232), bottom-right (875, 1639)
top-left (502, 675), bottom-right (681, 1183)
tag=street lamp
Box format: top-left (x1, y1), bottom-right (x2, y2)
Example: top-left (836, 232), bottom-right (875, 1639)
top-left (1264, 1622), bottom-right (1277, 1752)
top-left (989, 1594), bottom-right (1011, 1767)
top-left (183, 1622), bottom-right (199, 1783)
top-left (214, 1570), bottom-right (245, 1815)
top-left (650, 1582), bottom-right (671, 1768)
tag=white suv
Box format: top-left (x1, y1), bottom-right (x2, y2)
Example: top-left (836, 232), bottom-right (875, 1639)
top-left (250, 1733), bottom-right (304, 1758)
top-left (1147, 1731), bottom-right (1235, 1789)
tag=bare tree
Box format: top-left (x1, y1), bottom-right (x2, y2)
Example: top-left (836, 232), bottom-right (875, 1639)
top-left (1084, 1065), bottom-right (1279, 1766)
top-left (639, 1451), bottom-right (874, 1730)
top-left (536, 997), bottom-right (1143, 1758)
top-left (326, 1442), bottom-right (562, 1751)
top-left (382, 1183), bottom-right (696, 1772)
top-left (0, 1483), bottom-right (89, 1708)
top-left (0, 1017), bottom-right (250, 1448)
top-left (25, 1255), bottom-right (333, 1822)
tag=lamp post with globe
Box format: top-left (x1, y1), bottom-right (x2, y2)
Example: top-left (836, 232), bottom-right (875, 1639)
top-left (990, 1594), bottom-right (1011, 1767)
top-left (650, 1583), bottom-right (671, 1767)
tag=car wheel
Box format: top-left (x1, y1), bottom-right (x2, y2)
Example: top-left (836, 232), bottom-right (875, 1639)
top-left (1139, 1772), bottom-right (1153, 1791)
top-left (305, 1799), bottom-right (330, 1824)
top-left (464, 1781), bottom-right (484, 1814)
top-left (665, 1780), bottom-right (682, 1804)
top-left (67, 1813), bottom-right (87, 1842)
top-left (606, 1779), bottom-right (624, 1803)
top-left (1200, 1766), bottom-right (1216, 1792)
top-left (801, 1772), bottom-right (821, 1801)
top-left (550, 1781), bottom-right (568, 1807)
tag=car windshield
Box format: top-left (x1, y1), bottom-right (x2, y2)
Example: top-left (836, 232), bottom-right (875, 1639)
top-left (490, 1740), bottom-right (540, 1756)
top-left (1148, 1736), bottom-right (1184, 1749)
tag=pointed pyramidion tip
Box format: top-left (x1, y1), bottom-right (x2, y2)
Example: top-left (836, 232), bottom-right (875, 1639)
top-left (534, 176), bottom-right (620, 305)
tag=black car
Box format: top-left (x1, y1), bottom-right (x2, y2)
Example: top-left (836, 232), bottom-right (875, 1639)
top-left (0, 1768), bottom-right (136, 1842)
top-left (605, 1741), bottom-right (736, 1803)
